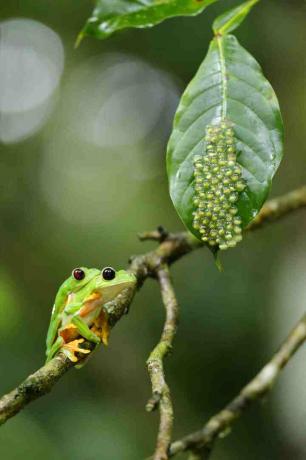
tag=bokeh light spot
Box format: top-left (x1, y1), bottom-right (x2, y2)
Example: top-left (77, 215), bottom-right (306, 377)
top-left (0, 18), bottom-right (64, 143)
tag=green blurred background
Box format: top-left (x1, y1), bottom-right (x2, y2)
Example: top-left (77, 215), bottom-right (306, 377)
top-left (0, 1), bottom-right (306, 458)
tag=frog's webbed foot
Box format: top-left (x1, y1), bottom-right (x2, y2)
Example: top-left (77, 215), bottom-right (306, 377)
top-left (62, 338), bottom-right (91, 363)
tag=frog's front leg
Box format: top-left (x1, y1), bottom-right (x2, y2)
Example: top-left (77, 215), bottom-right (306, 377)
top-left (64, 302), bottom-right (83, 315)
top-left (46, 316), bottom-right (62, 358)
top-left (71, 315), bottom-right (101, 344)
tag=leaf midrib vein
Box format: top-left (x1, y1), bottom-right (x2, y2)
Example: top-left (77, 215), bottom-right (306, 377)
top-left (216, 36), bottom-right (227, 119)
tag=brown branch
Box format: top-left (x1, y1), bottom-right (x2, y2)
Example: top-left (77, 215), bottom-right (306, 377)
top-left (0, 186), bottom-right (305, 428)
top-left (146, 266), bottom-right (179, 460)
top-left (138, 225), bottom-right (170, 242)
top-left (168, 314), bottom-right (306, 457)
top-left (247, 186), bottom-right (306, 231)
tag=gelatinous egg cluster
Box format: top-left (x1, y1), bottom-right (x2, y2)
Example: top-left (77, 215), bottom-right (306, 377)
top-left (192, 122), bottom-right (246, 250)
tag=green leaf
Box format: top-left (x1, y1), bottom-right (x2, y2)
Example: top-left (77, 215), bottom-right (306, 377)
top-left (80, 0), bottom-right (218, 41)
top-left (167, 34), bottom-right (283, 245)
top-left (213, 0), bottom-right (260, 35)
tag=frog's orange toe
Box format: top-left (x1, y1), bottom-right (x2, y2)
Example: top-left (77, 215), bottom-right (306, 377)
top-left (92, 310), bottom-right (110, 346)
top-left (62, 338), bottom-right (91, 362)
top-left (101, 323), bottom-right (110, 346)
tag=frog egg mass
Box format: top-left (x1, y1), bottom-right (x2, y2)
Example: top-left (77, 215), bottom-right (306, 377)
top-left (192, 122), bottom-right (246, 250)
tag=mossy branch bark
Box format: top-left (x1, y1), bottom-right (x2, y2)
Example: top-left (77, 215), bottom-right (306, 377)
top-left (146, 266), bottom-right (179, 460)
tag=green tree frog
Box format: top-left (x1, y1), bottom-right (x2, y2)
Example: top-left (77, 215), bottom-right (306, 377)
top-left (45, 267), bottom-right (136, 363)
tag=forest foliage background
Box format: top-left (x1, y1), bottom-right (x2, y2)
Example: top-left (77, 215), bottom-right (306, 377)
top-left (0, 1), bottom-right (305, 458)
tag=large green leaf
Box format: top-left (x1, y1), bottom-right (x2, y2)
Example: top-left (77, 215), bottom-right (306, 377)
top-left (80, 0), bottom-right (218, 41)
top-left (167, 34), bottom-right (283, 243)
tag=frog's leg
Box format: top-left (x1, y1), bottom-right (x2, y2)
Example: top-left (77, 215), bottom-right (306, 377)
top-left (101, 313), bottom-right (110, 345)
top-left (46, 336), bottom-right (64, 363)
top-left (73, 311), bottom-right (108, 369)
top-left (71, 315), bottom-right (101, 344)
top-left (46, 316), bottom-right (61, 358)
top-left (92, 309), bottom-right (110, 345)
top-left (64, 302), bottom-right (83, 315)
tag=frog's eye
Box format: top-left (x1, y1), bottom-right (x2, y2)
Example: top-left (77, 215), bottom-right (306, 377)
top-left (72, 268), bottom-right (85, 281)
top-left (102, 267), bottom-right (116, 281)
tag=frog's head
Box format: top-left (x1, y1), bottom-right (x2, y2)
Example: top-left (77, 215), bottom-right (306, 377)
top-left (93, 267), bottom-right (137, 303)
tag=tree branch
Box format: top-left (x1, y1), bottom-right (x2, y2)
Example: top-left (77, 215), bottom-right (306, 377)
top-left (0, 185), bottom-right (305, 430)
top-left (0, 354), bottom-right (73, 425)
top-left (146, 265), bottom-right (179, 460)
top-left (247, 186), bottom-right (306, 231)
top-left (168, 313), bottom-right (306, 457)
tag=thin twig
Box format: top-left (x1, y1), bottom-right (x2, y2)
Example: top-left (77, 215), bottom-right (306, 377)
top-left (0, 186), bottom-right (305, 427)
top-left (138, 226), bottom-right (169, 242)
top-left (168, 314), bottom-right (306, 457)
top-left (146, 266), bottom-right (179, 460)
top-left (247, 186), bottom-right (306, 231)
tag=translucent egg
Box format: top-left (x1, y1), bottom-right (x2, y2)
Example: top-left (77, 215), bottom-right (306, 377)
top-left (236, 181), bottom-right (246, 191)
top-left (229, 207), bottom-right (238, 215)
top-left (229, 193), bottom-right (238, 203)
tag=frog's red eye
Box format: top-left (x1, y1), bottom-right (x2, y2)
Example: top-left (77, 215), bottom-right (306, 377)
top-left (72, 268), bottom-right (85, 281)
top-left (102, 267), bottom-right (115, 281)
